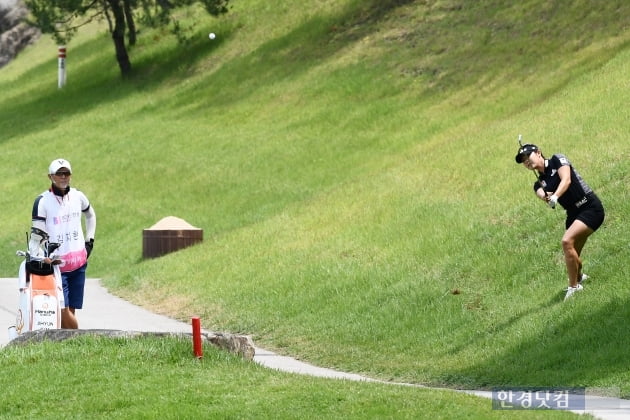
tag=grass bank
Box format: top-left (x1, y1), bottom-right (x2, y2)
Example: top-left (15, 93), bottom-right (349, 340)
top-left (1, 0), bottom-right (629, 408)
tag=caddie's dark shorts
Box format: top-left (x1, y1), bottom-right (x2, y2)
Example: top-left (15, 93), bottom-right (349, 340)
top-left (566, 194), bottom-right (605, 231)
top-left (62, 263), bottom-right (87, 309)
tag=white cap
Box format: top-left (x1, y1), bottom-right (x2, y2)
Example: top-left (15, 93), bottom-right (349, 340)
top-left (49, 158), bottom-right (72, 174)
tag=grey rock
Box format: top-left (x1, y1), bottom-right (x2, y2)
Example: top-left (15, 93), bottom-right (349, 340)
top-left (7, 328), bottom-right (256, 360)
top-left (0, 0), bottom-right (41, 68)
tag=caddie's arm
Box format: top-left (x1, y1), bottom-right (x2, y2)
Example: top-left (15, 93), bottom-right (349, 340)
top-left (84, 206), bottom-right (96, 241)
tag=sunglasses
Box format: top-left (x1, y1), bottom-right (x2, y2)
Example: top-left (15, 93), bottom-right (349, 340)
top-left (54, 171), bottom-right (72, 177)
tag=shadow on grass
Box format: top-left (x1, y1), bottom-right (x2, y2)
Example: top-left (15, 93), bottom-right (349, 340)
top-left (0, 0), bottom-right (413, 144)
top-left (166, 0), bottom-right (630, 118)
top-left (444, 289), bottom-right (565, 357)
top-left (1, 0), bottom-right (628, 141)
top-left (0, 34), bottom-right (125, 144)
top-left (443, 294), bottom-right (630, 392)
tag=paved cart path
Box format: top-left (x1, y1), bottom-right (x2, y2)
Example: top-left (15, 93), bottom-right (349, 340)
top-left (1, 278), bottom-right (628, 419)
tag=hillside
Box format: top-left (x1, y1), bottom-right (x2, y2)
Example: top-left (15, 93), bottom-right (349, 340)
top-left (1, 0), bottom-right (629, 395)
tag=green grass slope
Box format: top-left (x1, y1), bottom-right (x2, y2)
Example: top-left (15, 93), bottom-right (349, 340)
top-left (1, 0), bottom-right (629, 397)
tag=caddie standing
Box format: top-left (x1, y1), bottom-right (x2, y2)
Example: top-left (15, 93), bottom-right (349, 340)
top-left (30, 158), bottom-right (96, 328)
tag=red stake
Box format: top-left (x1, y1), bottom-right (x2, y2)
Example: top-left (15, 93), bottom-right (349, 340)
top-left (192, 317), bottom-right (203, 359)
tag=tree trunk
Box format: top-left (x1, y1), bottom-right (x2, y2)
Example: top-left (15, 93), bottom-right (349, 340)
top-left (123, 0), bottom-right (136, 46)
top-left (107, 0), bottom-right (132, 77)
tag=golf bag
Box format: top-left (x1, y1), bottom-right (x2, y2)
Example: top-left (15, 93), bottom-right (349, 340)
top-left (13, 240), bottom-right (64, 337)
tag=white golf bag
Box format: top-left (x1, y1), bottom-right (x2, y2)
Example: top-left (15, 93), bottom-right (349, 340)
top-left (12, 238), bottom-right (64, 338)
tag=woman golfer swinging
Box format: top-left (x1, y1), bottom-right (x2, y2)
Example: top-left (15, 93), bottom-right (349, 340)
top-left (515, 143), bottom-right (605, 301)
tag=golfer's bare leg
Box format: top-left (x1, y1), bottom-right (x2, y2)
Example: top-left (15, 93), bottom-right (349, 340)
top-left (574, 234), bottom-right (588, 278)
top-left (562, 220), bottom-right (593, 287)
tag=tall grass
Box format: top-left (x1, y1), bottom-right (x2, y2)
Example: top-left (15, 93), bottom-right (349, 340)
top-left (1, 0), bottom-right (629, 401)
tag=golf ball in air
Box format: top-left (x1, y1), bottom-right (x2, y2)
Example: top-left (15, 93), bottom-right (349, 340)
top-left (209, 33), bottom-right (216, 40)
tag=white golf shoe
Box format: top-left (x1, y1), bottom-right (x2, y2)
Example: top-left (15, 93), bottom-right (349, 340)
top-left (564, 284), bottom-right (584, 301)
top-left (565, 274), bottom-right (589, 291)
